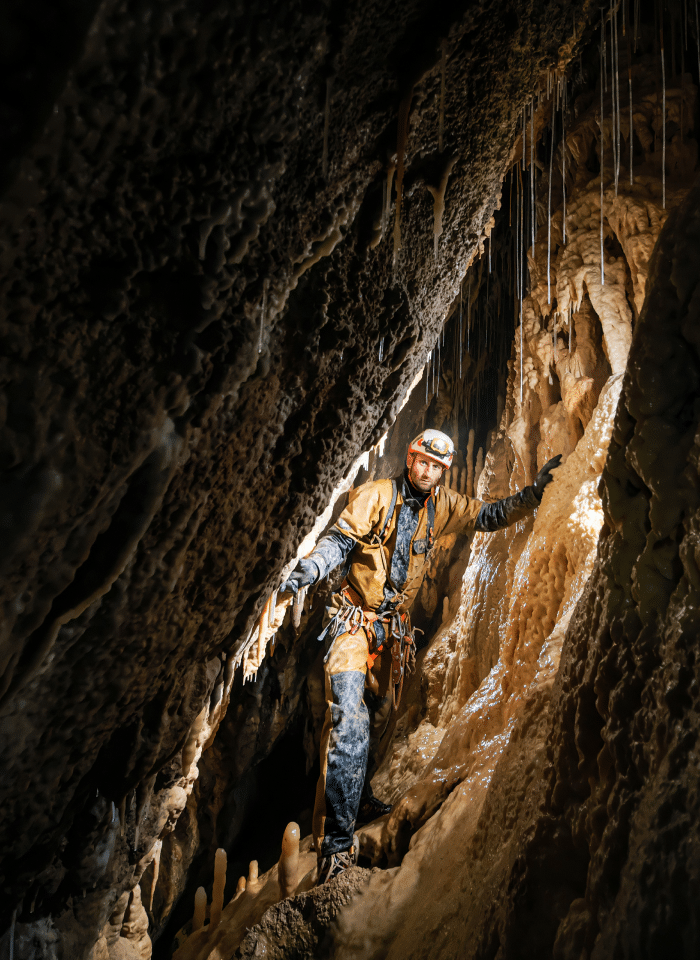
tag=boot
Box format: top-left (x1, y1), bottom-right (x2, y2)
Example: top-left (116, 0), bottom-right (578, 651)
top-left (317, 836), bottom-right (359, 884)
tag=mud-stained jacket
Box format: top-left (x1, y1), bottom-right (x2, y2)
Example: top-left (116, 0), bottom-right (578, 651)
top-left (308, 475), bottom-right (540, 613)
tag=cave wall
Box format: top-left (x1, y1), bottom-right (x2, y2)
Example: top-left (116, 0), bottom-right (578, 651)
top-left (0, 1), bottom-right (594, 958)
top-left (145, 11), bottom-right (700, 958)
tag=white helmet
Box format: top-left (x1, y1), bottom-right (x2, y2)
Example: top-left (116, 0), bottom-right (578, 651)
top-left (407, 429), bottom-right (454, 469)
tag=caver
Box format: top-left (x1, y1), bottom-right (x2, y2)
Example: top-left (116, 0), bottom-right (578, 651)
top-left (281, 430), bottom-right (561, 884)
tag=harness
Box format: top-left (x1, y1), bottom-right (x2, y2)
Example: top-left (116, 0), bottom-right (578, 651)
top-left (318, 478), bottom-right (434, 709)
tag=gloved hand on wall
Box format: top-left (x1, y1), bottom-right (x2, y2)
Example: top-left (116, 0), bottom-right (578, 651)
top-left (532, 454), bottom-right (562, 500)
top-left (279, 558), bottom-right (319, 595)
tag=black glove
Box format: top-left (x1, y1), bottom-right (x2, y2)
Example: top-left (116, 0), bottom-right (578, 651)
top-left (279, 558), bottom-right (319, 596)
top-left (532, 454), bottom-right (562, 499)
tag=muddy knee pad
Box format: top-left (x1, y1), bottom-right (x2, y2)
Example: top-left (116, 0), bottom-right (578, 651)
top-left (321, 670), bottom-right (370, 856)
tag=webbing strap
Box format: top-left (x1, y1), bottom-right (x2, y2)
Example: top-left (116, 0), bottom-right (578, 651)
top-left (377, 478), bottom-right (398, 544)
top-left (426, 492), bottom-right (435, 547)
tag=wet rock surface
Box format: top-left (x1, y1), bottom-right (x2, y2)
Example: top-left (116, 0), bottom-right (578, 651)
top-left (234, 867), bottom-right (374, 960)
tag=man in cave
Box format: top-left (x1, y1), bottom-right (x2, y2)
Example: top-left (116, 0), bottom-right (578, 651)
top-left (281, 429), bottom-right (561, 883)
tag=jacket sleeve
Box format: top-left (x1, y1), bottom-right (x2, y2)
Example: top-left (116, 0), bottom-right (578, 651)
top-left (474, 485), bottom-right (540, 531)
top-left (306, 480), bottom-right (387, 579)
top-left (307, 529), bottom-right (356, 580)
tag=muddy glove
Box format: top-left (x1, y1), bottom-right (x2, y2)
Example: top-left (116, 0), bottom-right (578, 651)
top-left (279, 558), bottom-right (319, 596)
top-left (532, 454), bottom-right (562, 500)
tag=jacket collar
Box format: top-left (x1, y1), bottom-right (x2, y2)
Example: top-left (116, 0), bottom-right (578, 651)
top-left (401, 469), bottom-right (431, 510)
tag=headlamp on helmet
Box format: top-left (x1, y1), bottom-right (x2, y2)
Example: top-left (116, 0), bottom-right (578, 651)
top-left (407, 429), bottom-right (454, 469)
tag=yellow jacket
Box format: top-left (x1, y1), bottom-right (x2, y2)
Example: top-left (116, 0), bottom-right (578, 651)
top-left (311, 476), bottom-right (538, 612)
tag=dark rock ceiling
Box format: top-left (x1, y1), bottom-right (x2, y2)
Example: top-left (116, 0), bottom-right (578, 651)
top-left (0, 0), bottom-right (596, 954)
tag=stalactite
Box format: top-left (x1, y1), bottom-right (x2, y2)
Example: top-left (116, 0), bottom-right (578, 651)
top-left (614, 0), bottom-right (621, 192)
top-left (600, 16), bottom-right (606, 287)
top-left (459, 286), bottom-right (463, 379)
top-left (547, 95), bottom-right (554, 305)
top-left (530, 97), bottom-right (535, 252)
top-left (258, 279), bottom-right (268, 355)
top-left (378, 336), bottom-right (384, 361)
top-left (518, 164), bottom-right (524, 404)
top-left (322, 78), bottom-right (332, 179)
top-left (562, 80), bottom-right (567, 242)
top-left (438, 41), bottom-right (446, 153)
top-left (661, 15), bottom-right (666, 209)
top-left (193, 887), bottom-right (207, 932)
top-left (467, 428), bottom-right (475, 496)
top-left (628, 0), bottom-right (634, 184)
top-left (427, 157), bottom-right (457, 261)
top-left (382, 162), bottom-right (396, 240)
top-left (437, 334), bottom-right (441, 398)
top-left (267, 588), bottom-right (277, 630)
top-left (392, 91), bottom-right (413, 269)
top-left (149, 840), bottom-right (162, 912)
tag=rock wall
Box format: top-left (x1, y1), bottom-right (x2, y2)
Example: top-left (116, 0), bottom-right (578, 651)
top-left (0, 1), bottom-right (592, 958)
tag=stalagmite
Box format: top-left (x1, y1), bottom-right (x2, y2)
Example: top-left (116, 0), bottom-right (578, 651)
top-left (466, 428), bottom-right (475, 496)
top-left (247, 861), bottom-right (259, 887)
top-left (322, 78), bottom-right (332, 179)
top-left (149, 840), bottom-right (162, 911)
top-left (392, 91), bottom-right (413, 268)
top-left (438, 41), bottom-right (446, 152)
top-left (278, 822), bottom-right (300, 898)
top-left (460, 466), bottom-right (467, 494)
top-left (236, 876), bottom-right (246, 896)
top-left (193, 887), bottom-right (207, 932)
top-left (442, 597), bottom-right (450, 623)
top-left (474, 447), bottom-right (484, 492)
top-left (427, 157), bottom-right (457, 261)
top-left (209, 848), bottom-right (227, 931)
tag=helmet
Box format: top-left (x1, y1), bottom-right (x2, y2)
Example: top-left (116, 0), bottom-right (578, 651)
top-left (407, 429), bottom-right (454, 469)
